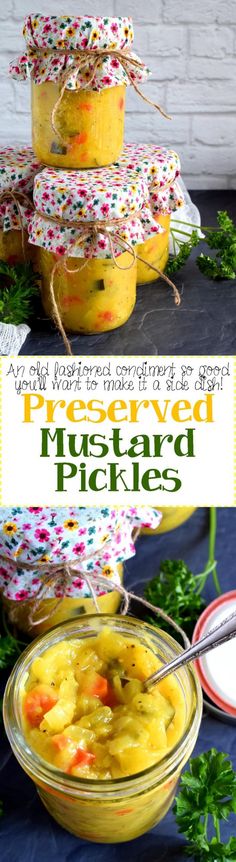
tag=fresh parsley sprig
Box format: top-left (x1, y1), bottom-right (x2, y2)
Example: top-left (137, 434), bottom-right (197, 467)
top-left (167, 210), bottom-right (236, 281)
top-left (0, 260), bottom-right (40, 325)
top-left (174, 749), bottom-right (236, 860)
top-left (144, 559), bottom-right (206, 640)
top-left (166, 229), bottom-right (201, 275)
top-left (0, 633), bottom-right (23, 670)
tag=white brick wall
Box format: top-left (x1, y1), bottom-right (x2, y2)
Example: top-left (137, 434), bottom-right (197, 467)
top-left (0, 0), bottom-right (235, 188)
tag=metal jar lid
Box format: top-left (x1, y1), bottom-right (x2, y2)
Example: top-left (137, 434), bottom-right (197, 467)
top-left (193, 591), bottom-right (236, 720)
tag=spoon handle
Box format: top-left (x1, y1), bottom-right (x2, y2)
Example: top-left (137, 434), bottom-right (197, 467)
top-left (145, 609), bottom-right (236, 689)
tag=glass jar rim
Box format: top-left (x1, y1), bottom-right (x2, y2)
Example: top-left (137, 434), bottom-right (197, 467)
top-left (3, 614), bottom-right (202, 799)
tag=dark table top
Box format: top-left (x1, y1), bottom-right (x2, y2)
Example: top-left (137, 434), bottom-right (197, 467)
top-left (1, 507), bottom-right (236, 862)
top-left (20, 191), bottom-right (236, 357)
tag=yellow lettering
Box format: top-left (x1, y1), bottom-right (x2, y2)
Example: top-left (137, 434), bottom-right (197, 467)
top-left (193, 394), bottom-right (214, 422)
top-left (151, 400), bottom-right (171, 422)
top-left (107, 400), bottom-right (128, 422)
top-left (87, 400), bottom-right (107, 423)
top-left (67, 400), bottom-right (86, 422)
top-left (23, 394), bottom-right (45, 422)
top-left (172, 400), bottom-right (192, 422)
top-left (46, 399), bottom-right (66, 422)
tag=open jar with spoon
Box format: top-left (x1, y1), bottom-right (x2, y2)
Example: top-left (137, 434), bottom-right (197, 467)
top-left (3, 608), bottom-right (202, 843)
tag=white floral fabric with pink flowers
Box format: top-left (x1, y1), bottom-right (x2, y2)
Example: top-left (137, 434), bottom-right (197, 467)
top-left (114, 144), bottom-right (185, 215)
top-left (0, 507), bottom-right (162, 601)
top-left (9, 15), bottom-right (151, 93)
top-left (29, 166), bottom-right (164, 259)
top-left (0, 146), bottom-right (41, 232)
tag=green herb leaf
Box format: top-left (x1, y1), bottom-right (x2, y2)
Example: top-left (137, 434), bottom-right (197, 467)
top-left (168, 210), bottom-right (236, 282)
top-left (0, 634), bottom-right (21, 669)
top-left (0, 598), bottom-right (28, 674)
top-left (144, 559), bottom-right (205, 640)
top-left (166, 230), bottom-right (200, 276)
top-left (196, 210), bottom-right (236, 281)
top-left (197, 253), bottom-right (236, 281)
top-left (174, 750), bottom-right (236, 860)
top-left (0, 260), bottom-right (40, 325)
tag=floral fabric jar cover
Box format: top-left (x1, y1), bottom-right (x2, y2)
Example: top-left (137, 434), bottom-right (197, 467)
top-left (0, 507), bottom-right (161, 602)
top-left (114, 144), bottom-right (184, 215)
top-left (29, 166), bottom-right (164, 259)
top-left (0, 146), bottom-right (40, 232)
top-left (9, 15), bottom-right (150, 93)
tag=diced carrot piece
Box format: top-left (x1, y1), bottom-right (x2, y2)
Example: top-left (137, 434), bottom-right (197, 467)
top-left (85, 673), bottom-right (108, 700)
top-left (68, 747), bottom-right (95, 772)
top-left (79, 102), bottom-right (93, 112)
top-left (98, 311), bottom-right (115, 323)
top-left (51, 734), bottom-right (68, 751)
top-left (62, 295), bottom-right (84, 308)
top-left (84, 674), bottom-right (118, 707)
top-left (73, 748), bottom-right (95, 766)
top-left (24, 685), bottom-right (58, 727)
top-left (71, 132), bottom-right (88, 145)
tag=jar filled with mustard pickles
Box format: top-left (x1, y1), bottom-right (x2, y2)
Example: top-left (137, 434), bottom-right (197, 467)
top-left (114, 144), bottom-right (184, 285)
top-left (29, 166), bottom-right (162, 334)
top-left (3, 614), bottom-right (202, 843)
top-left (0, 506), bottom-right (161, 636)
top-left (0, 146), bottom-right (40, 265)
top-left (9, 15), bottom-right (151, 170)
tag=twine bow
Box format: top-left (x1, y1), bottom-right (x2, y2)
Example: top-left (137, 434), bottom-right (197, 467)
top-left (1, 527), bottom-right (141, 628)
top-left (29, 45), bottom-right (171, 145)
top-left (4, 566), bottom-right (190, 650)
top-left (35, 208), bottom-right (180, 354)
top-left (0, 190), bottom-right (33, 261)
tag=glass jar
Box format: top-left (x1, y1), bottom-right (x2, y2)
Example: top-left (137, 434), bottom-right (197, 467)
top-left (38, 248), bottom-right (137, 334)
top-left (31, 81), bottom-right (126, 170)
top-left (0, 506), bottom-right (161, 638)
top-left (0, 226), bottom-right (30, 265)
top-left (2, 563), bottom-right (123, 638)
top-left (142, 507), bottom-right (197, 535)
top-left (10, 15), bottom-right (151, 170)
top-left (0, 146), bottom-right (40, 265)
top-left (137, 213), bottom-right (170, 285)
top-left (3, 615), bottom-right (202, 843)
top-left (113, 144), bottom-right (184, 285)
top-left (30, 166), bottom-right (159, 335)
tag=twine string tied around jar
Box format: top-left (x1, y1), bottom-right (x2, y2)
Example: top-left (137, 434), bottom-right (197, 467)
top-left (1, 527), bottom-right (141, 628)
top-left (35, 208), bottom-right (180, 355)
top-left (3, 562), bottom-right (190, 648)
top-left (0, 190), bottom-right (34, 262)
top-left (0, 527), bottom-right (190, 648)
top-left (30, 44), bottom-right (171, 144)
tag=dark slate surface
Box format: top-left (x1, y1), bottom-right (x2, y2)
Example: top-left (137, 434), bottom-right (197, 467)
top-left (1, 507), bottom-right (236, 862)
top-left (19, 191), bottom-right (236, 357)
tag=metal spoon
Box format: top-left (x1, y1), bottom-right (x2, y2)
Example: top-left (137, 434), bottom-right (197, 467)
top-left (144, 609), bottom-right (236, 690)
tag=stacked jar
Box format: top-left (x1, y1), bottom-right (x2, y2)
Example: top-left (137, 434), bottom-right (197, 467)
top-left (114, 143), bottom-right (185, 284)
top-left (9, 13), bottom-right (184, 339)
top-left (28, 166), bottom-right (164, 334)
top-left (0, 146), bottom-right (41, 265)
